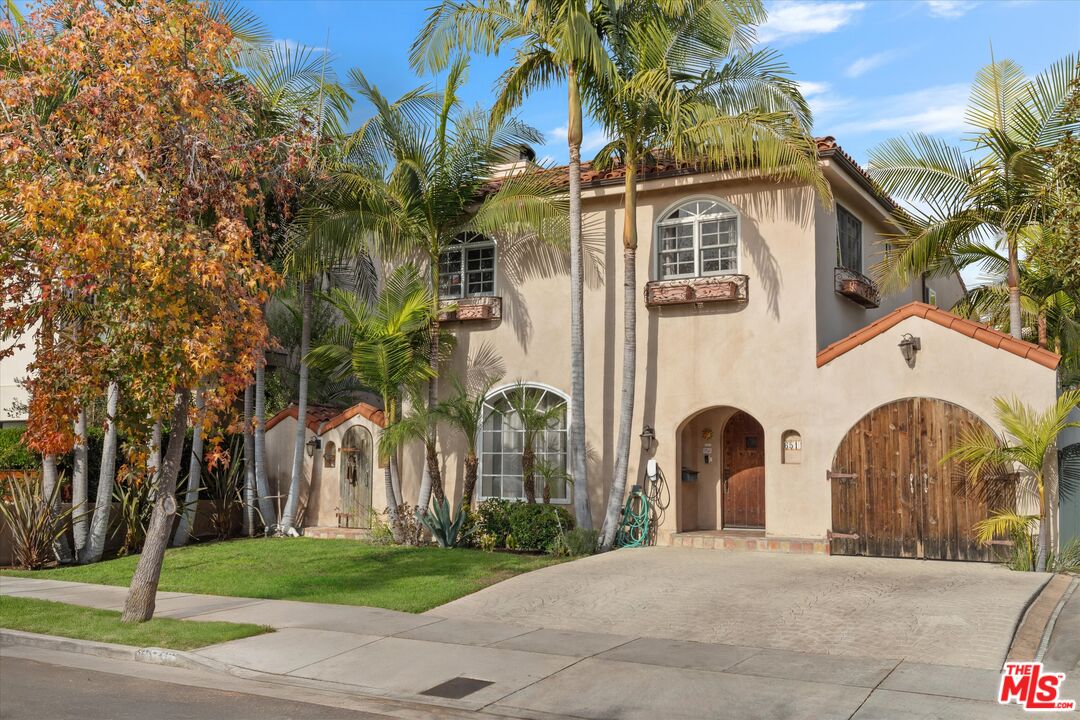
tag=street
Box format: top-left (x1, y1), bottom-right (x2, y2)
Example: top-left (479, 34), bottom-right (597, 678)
top-left (0, 656), bottom-right (391, 720)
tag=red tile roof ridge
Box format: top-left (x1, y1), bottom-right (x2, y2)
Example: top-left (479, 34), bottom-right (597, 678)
top-left (816, 301), bottom-right (1060, 370)
top-left (264, 401), bottom-right (386, 433)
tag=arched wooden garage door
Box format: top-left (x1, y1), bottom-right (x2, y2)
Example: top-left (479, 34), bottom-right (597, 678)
top-left (830, 397), bottom-right (999, 561)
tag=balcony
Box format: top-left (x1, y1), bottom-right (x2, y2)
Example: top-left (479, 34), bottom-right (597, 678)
top-left (833, 267), bottom-right (880, 308)
top-left (438, 295), bottom-right (502, 322)
top-left (644, 275), bottom-right (749, 308)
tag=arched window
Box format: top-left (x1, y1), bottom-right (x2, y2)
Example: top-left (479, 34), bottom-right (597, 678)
top-left (439, 232), bottom-right (496, 299)
top-left (480, 384), bottom-right (569, 503)
top-left (655, 198), bottom-right (739, 280)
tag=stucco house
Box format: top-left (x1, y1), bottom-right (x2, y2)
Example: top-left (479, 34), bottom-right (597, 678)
top-left (243, 137), bottom-right (1071, 558)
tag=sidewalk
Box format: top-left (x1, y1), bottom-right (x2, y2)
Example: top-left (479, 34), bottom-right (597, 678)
top-left (0, 575), bottom-right (1058, 719)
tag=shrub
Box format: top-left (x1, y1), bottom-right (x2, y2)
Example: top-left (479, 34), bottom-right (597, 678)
top-left (506, 503), bottom-right (574, 552)
top-left (0, 427), bottom-right (39, 471)
top-left (554, 527), bottom-right (599, 557)
top-left (421, 497), bottom-right (472, 548)
top-left (0, 472), bottom-right (73, 569)
top-left (475, 498), bottom-right (512, 546)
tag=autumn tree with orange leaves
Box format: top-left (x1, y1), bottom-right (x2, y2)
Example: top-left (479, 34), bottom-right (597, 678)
top-left (0, 0), bottom-right (301, 621)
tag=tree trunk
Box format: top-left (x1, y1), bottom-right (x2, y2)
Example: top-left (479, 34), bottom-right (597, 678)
top-left (42, 453), bottom-right (72, 563)
top-left (601, 161), bottom-right (639, 550)
top-left (1035, 485), bottom-right (1048, 572)
top-left (243, 383), bottom-right (256, 536)
top-left (415, 461), bottom-right (433, 544)
top-left (172, 387), bottom-right (206, 546)
top-left (83, 382), bottom-right (119, 564)
top-left (282, 279), bottom-right (314, 531)
top-left (123, 390), bottom-right (191, 621)
top-left (522, 446), bottom-right (536, 504)
top-left (1007, 239), bottom-right (1023, 340)
top-left (426, 258), bottom-right (444, 508)
top-left (390, 452), bottom-right (404, 507)
top-left (254, 363), bottom-right (276, 527)
top-left (1037, 312), bottom-right (1048, 349)
top-left (384, 463), bottom-right (403, 544)
top-left (426, 440), bottom-right (444, 504)
top-left (122, 389), bottom-right (191, 623)
top-left (462, 454), bottom-right (478, 509)
top-left (72, 409), bottom-right (89, 559)
top-left (147, 421), bottom-right (162, 481)
top-left (567, 65), bottom-right (591, 530)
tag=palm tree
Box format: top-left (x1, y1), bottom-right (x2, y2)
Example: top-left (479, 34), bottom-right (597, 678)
top-left (411, 0), bottom-right (614, 530)
top-left (306, 265), bottom-right (438, 542)
top-left (82, 381), bottom-right (118, 564)
top-left (504, 382), bottom-right (567, 504)
top-left (303, 61), bottom-right (564, 518)
top-left (868, 53), bottom-right (1080, 339)
top-left (590, 1), bottom-right (829, 549)
top-left (435, 376), bottom-right (501, 509)
top-left (946, 390), bottom-right (1080, 572)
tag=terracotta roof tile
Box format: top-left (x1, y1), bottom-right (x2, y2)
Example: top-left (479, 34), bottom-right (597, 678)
top-left (816, 301), bottom-right (1061, 370)
top-left (264, 401), bottom-right (385, 433)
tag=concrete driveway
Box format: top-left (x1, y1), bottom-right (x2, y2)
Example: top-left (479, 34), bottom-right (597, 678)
top-left (431, 547), bottom-right (1050, 669)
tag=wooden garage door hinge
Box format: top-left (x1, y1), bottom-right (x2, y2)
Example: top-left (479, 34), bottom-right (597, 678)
top-left (827, 530), bottom-right (860, 540)
top-left (826, 471), bottom-right (857, 482)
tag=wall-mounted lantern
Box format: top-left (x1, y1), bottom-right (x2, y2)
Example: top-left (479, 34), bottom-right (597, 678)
top-left (899, 333), bottom-right (921, 368)
top-left (305, 436), bottom-right (322, 457)
top-left (639, 424), bottom-right (656, 452)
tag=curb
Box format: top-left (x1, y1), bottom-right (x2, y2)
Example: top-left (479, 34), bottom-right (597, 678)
top-left (0, 629), bottom-right (229, 673)
top-left (1006, 573), bottom-right (1073, 664)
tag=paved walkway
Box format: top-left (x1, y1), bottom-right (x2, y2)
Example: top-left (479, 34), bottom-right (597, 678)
top-left (0, 551), bottom-right (1060, 719)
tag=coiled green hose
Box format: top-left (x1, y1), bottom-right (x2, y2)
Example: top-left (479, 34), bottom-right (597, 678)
top-left (615, 487), bottom-right (650, 548)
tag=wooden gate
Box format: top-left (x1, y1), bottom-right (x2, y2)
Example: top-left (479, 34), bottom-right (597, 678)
top-left (723, 411), bottom-right (765, 529)
top-left (339, 426), bottom-right (373, 529)
top-left (830, 397), bottom-right (998, 561)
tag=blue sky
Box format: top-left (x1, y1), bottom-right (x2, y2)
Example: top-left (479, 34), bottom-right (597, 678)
top-left (245, 0), bottom-right (1080, 167)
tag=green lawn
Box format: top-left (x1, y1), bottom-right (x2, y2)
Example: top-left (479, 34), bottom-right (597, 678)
top-left (0, 595), bottom-right (270, 650)
top-left (2, 538), bottom-right (563, 613)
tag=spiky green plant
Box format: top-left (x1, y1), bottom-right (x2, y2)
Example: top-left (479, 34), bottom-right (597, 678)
top-left (421, 496), bottom-right (473, 548)
top-left (945, 390), bottom-right (1080, 572)
top-left (0, 472), bottom-right (75, 570)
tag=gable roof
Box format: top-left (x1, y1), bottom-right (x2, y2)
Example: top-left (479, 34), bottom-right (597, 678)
top-left (264, 401), bottom-right (386, 434)
top-left (816, 301), bottom-right (1061, 370)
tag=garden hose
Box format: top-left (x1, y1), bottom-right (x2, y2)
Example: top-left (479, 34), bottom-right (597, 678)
top-left (615, 486), bottom-right (650, 548)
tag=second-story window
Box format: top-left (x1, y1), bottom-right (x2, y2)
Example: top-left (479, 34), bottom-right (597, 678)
top-left (655, 199), bottom-right (739, 280)
top-left (439, 232), bottom-right (495, 299)
top-left (836, 204), bottom-right (863, 273)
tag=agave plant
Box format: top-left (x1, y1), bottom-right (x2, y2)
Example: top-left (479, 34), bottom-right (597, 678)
top-left (0, 472), bottom-right (76, 570)
top-left (420, 497), bottom-right (472, 548)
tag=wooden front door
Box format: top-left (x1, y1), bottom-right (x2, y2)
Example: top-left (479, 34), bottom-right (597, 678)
top-left (830, 397), bottom-right (998, 561)
top-left (339, 426), bottom-right (373, 529)
top-left (723, 411), bottom-right (765, 529)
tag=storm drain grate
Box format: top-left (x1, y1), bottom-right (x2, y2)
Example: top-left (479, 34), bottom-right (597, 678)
top-left (420, 676), bottom-right (495, 699)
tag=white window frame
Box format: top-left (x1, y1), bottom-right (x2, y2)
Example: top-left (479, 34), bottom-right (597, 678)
top-left (476, 382), bottom-right (571, 505)
top-left (654, 197), bottom-right (741, 281)
top-left (439, 233), bottom-right (497, 300)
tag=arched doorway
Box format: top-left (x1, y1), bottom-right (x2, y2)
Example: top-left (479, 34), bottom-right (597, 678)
top-left (339, 426), bottom-right (373, 529)
top-left (678, 407), bottom-right (765, 531)
top-left (830, 397), bottom-right (998, 561)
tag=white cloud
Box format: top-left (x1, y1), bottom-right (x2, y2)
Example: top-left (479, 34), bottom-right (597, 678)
top-left (756, 1), bottom-right (866, 44)
top-left (548, 126), bottom-right (611, 154)
top-left (271, 38), bottom-right (330, 55)
top-left (797, 81), bottom-right (853, 119)
top-left (923, 1), bottom-right (978, 18)
top-left (845, 51), bottom-right (895, 78)
top-left (797, 81), bottom-right (830, 97)
top-left (829, 83), bottom-right (970, 135)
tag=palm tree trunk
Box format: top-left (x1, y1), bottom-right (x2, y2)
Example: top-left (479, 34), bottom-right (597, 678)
top-left (282, 279), bottom-right (314, 531)
top-left (122, 389), bottom-right (190, 623)
top-left (254, 363), bottom-right (276, 528)
top-left (523, 445), bottom-right (536, 504)
top-left (567, 65), bottom-right (591, 530)
top-left (384, 462), bottom-right (403, 543)
top-left (72, 409), bottom-right (88, 559)
top-left (1037, 312), bottom-right (1048, 349)
top-left (426, 258), bottom-right (445, 507)
top-left (601, 160), bottom-right (639, 551)
top-left (83, 382), bottom-right (119, 564)
top-left (1036, 485), bottom-right (1048, 572)
top-left (1007, 238), bottom-right (1023, 340)
top-left (172, 387), bottom-right (206, 546)
top-left (243, 383), bottom-right (256, 536)
top-left (462, 454), bottom-right (478, 509)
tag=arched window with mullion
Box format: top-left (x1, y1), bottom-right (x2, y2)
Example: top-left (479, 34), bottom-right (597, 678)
top-left (655, 198), bottom-right (739, 280)
top-left (479, 384), bottom-right (569, 503)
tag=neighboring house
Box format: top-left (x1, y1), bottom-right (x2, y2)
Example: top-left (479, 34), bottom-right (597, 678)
top-left (274, 135), bottom-right (1063, 560)
top-left (0, 327), bottom-right (33, 427)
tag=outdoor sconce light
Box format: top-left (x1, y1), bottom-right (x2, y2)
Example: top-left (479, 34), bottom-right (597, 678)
top-left (305, 436), bottom-right (322, 458)
top-left (640, 424), bottom-right (656, 452)
top-left (899, 333), bottom-right (921, 368)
